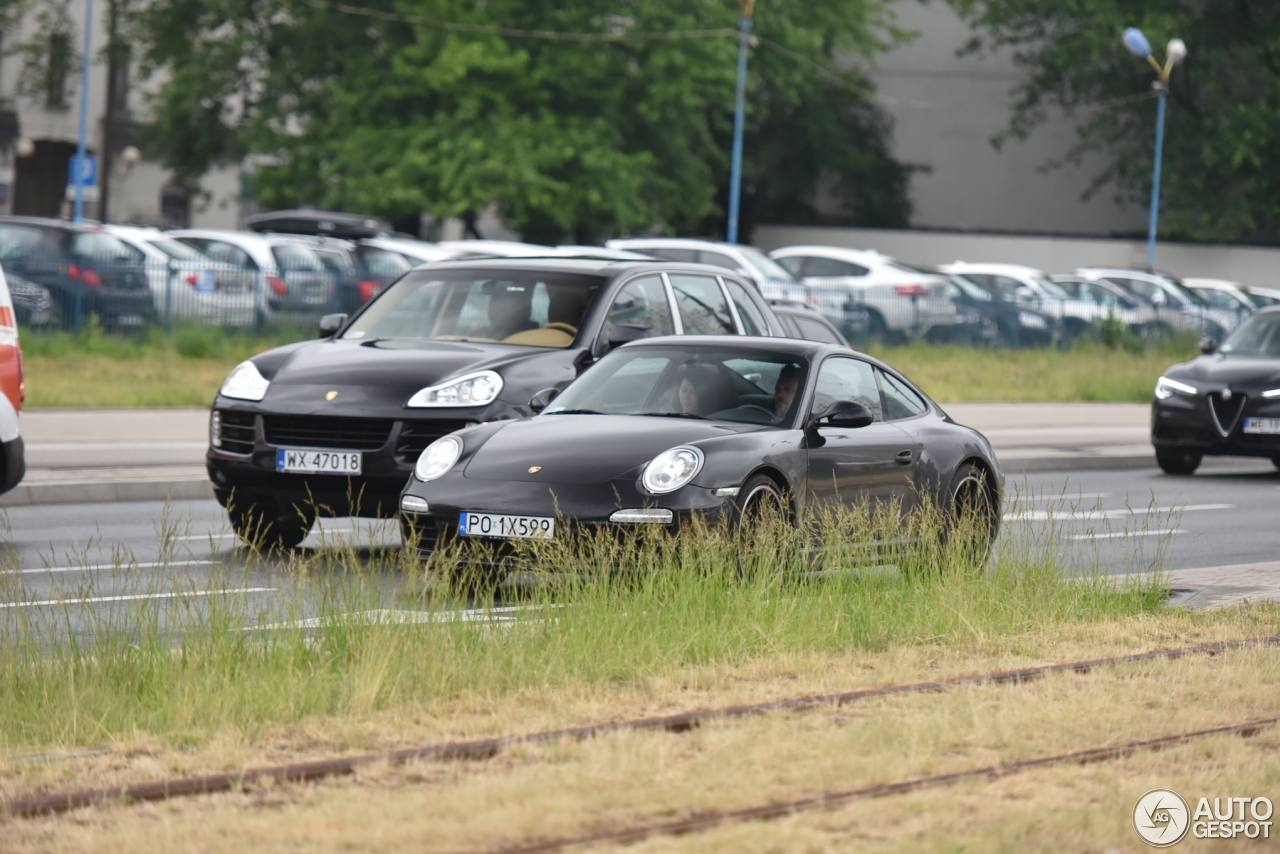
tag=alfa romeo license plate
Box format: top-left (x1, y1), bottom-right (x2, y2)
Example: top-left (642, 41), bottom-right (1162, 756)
top-left (276, 448), bottom-right (362, 475)
top-left (1243, 417), bottom-right (1280, 435)
top-left (459, 512), bottom-right (555, 540)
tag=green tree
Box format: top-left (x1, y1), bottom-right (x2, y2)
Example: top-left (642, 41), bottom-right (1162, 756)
top-left (949, 0), bottom-right (1280, 244)
top-left (138, 0), bottom-right (912, 240)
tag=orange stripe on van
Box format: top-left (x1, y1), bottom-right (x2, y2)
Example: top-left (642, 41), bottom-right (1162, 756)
top-left (0, 344), bottom-right (20, 412)
top-left (0, 306), bottom-right (13, 329)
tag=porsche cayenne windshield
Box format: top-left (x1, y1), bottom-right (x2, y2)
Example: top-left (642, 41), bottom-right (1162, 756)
top-left (342, 270), bottom-right (605, 347)
top-left (546, 345), bottom-right (809, 426)
top-left (1219, 312), bottom-right (1280, 358)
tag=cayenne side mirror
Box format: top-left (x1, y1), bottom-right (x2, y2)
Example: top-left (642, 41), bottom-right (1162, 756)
top-left (529, 387), bottom-right (560, 413)
top-left (318, 312), bottom-right (347, 338)
top-left (606, 323), bottom-right (653, 350)
top-left (1198, 336), bottom-right (1218, 355)
top-left (807, 400), bottom-right (874, 430)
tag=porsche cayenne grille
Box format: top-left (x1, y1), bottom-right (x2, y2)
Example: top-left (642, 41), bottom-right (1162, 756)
top-left (395, 420), bottom-right (473, 462)
top-left (263, 415), bottom-right (394, 450)
top-left (217, 410), bottom-right (256, 455)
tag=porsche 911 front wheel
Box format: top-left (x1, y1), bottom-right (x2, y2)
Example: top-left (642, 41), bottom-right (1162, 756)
top-left (948, 463), bottom-right (996, 566)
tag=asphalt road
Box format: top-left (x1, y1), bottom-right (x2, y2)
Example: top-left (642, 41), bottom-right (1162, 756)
top-left (4, 457), bottom-right (1277, 634)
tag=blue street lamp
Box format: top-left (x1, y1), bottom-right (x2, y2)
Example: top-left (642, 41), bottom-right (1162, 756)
top-left (726, 0), bottom-right (756, 244)
top-left (1122, 28), bottom-right (1187, 271)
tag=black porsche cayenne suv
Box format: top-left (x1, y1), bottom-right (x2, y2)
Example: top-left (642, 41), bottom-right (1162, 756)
top-left (207, 256), bottom-right (791, 547)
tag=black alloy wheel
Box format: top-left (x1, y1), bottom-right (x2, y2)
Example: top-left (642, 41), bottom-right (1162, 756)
top-left (948, 462), bottom-right (997, 566)
top-left (1155, 447), bottom-right (1202, 476)
top-left (228, 500), bottom-right (316, 551)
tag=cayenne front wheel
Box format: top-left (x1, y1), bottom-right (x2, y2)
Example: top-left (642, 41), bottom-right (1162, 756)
top-left (229, 501), bottom-right (315, 551)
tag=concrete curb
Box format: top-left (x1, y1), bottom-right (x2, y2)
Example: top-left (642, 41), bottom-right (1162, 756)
top-left (0, 479), bottom-right (215, 507)
top-left (0, 454), bottom-right (1160, 507)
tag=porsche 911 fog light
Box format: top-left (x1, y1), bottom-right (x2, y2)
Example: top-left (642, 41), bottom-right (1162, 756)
top-left (407, 371), bottom-right (503, 408)
top-left (1155, 376), bottom-right (1197, 399)
top-left (641, 446), bottom-right (704, 494)
top-left (414, 435), bottom-right (462, 482)
top-left (400, 495), bottom-right (430, 513)
top-left (219, 361), bottom-right (270, 401)
top-left (610, 508), bottom-right (674, 524)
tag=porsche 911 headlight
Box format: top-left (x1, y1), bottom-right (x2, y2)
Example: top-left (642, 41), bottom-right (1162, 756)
top-left (1017, 311), bottom-right (1047, 330)
top-left (219, 361), bottom-right (270, 401)
top-left (414, 435), bottom-right (463, 482)
top-left (642, 446), bottom-right (704, 494)
top-left (1155, 376), bottom-right (1197, 400)
top-left (407, 371), bottom-right (503, 408)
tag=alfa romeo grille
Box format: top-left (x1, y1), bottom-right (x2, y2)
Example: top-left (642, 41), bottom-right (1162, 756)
top-left (1208, 392), bottom-right (1246, 438)
top-left (263, 415), bottom-right (393, 450)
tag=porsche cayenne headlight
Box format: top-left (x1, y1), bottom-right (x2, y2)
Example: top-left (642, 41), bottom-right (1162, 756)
top-left (219, 361), bottom-right (270, 401)
top-left (642, 446), bottom-right (704, 494)
top-left (1017, 311), bottom-right (1047, 330)
top-left (1155, 376), bottom-right (1197, 400)
top-left (414, 435), bottom-right (463, 482)
top-left (407, 371), bottom-right (503, 408)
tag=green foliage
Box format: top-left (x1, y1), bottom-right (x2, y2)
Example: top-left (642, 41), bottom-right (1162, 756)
top-left (948, 1), bottom-right (1280, 244)
top-left (138, 0), bottom-right (913, 240)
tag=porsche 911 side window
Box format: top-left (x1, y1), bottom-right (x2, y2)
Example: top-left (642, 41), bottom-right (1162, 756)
top-left (670, 274), bottom-right (735, 335)
top-left (876, 369), bottom-right (927, 421)
top-left (812, 357), bottom-right (883, 422)
top-left (603, 276), bottom-right (674, 340)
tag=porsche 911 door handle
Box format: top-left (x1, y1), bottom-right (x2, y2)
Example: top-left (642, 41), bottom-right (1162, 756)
top-left (895, 450), bottom-right (914, 466)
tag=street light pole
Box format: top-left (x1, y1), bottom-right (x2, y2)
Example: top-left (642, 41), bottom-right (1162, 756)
top-left (1121, 28), bottom-right (1186, 272)
top-left (72, 0), bottom-right (95, 223)
top-left (726, 0), bottom-right (756, 244)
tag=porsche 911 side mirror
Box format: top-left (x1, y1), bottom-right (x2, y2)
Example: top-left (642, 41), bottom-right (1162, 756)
top-left (606, 324), bottom-right (654, 350)
top-left (1199, 336), bottom-right (1218, 355)
top-left (318, 313), bottom-right (348, 338)
top-left (807, 400), bottom-right (874, 430)
top-left (529, 387), bottom-right (560, 413)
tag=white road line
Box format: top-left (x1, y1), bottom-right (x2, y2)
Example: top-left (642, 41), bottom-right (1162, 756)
top-left (1069, 529), bottom-right (1186, 541)
top-left (0, 588), bottom-right (276, 609)
top-left (173, 534), bottom-right (235, 541)
top-left (1, 560), bottom-right (215, 576)
top-left (1025, 492), bottom-right (1110, 501)
top-left (1004, 503), bottom-right (1233, 522)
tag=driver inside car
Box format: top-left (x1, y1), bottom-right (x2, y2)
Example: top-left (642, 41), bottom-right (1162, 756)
top-left (503, 283), bottom-right (598, 347)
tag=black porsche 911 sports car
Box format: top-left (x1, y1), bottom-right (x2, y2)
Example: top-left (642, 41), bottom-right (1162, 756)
top-left (1151, 306), bottom-right (1280, 474)
top-left (398, 336), bottom-right (1003, 561)
top-left (207, 257), bottom-right (792, 547)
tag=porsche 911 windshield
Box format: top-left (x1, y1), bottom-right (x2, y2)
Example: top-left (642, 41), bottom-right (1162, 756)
top-left (342, 270), bottom-right (605, 348)
top-left (546, 346), bottom-right (809, 426)
top-left (1219, 313), bottom-right (1280, 358)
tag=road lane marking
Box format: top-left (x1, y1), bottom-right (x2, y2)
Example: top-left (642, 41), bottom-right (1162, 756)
top-left (1026, 492), bottom-right (1109, 501)
top-left (1, 560), bottom-right (215, 575)
top-left (1005, 503), bottom-right (1233, 522)
top-left (1069, 529), bottom-right (1185, 540)
top-left (0, 588), bottom-right (276, 608)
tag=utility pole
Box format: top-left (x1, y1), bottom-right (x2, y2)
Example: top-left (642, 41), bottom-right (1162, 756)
top-left (725, 0), bottom-right (755, 244)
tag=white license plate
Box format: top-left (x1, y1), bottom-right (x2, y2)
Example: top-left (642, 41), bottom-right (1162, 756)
top-left (1243, 417), bottom-right (1280, 435)
top-left (458, 512), bottom-right (555, 540)
top-left (276, 448), bottom-right (362, 475)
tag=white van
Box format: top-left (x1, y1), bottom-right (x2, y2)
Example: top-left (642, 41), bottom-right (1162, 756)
top-left (0, 265), bottom-right (26, 495)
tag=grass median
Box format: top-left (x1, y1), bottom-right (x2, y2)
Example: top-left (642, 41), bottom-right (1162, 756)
top-left (17, 325), bottom-right (1197, 408)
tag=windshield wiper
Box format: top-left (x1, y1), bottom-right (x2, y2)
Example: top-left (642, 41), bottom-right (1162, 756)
top-left (643, 411), bottom-right (711, 420)
top-left (551, 408), bottom-right (604, 415)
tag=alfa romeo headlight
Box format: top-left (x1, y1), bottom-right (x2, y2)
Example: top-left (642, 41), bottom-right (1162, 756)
top-left (642, 446), bottom-right (704, 494)
top-left (1017, 311), bottom-right (1047, 330)
top-left (407, 371), bottom-right (503, 408)
top-left (1155, 376), bottom-right (1197, 400)
top-left (219, 361), bottom-right (270, 401)
top-left (414, 435), bottom-right (463, 482)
